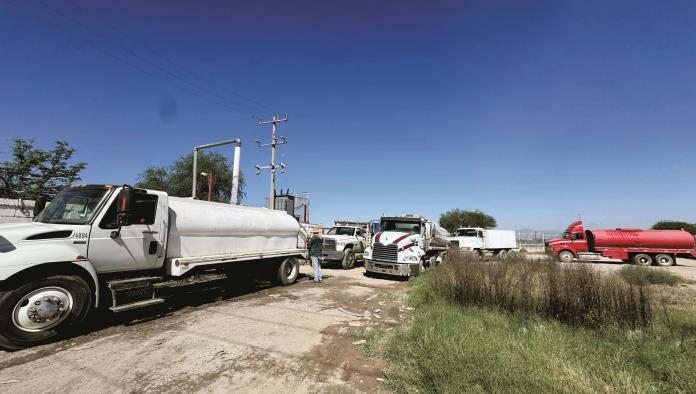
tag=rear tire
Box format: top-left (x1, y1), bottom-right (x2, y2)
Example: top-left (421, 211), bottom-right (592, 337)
top-left (558, 251), bottom-right (574, 263)
top-left (655, 254), bottom-right (675, 267)
top-left (341, 248), bottom-right (355, 270)
top-left (276, 257), bottom-right (299, 285)
top-left (497, 250), bottom-right (508, 259)
top-left (633, 254), bottom-right (653, 266)
top-left (0, 275), bottom-right (92, 350)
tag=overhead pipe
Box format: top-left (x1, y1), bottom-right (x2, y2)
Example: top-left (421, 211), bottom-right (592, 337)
top-left (192, 139), bottom-right (241, 204)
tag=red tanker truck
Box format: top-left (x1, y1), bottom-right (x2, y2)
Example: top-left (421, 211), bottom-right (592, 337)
top-left (546, 221), bottom-right (696, 266)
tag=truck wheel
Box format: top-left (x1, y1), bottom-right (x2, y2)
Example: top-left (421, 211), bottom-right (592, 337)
top-left (558, 251), bottom-right (574, 263)
top-left (633, 254), bottom-right (653, 266)
top-left (0, 275), bottom-right (92, 350)
top-left (418, 259), bottom-right (426, 274)
top-left (341, 248), bottom-right (356, 270)
top-left (497, 250), bottom-right (508, 259)
top-left (276, 257), bottom-right (299, 286)
top-left (655, 254), bottom-right (675, 267)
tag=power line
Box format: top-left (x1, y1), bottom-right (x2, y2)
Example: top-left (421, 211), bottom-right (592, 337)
top-left (70, 1), bottom-right (277, 114)
top-left (3, 0), bottom-right (278, 117)
top-left (36, 0), bottom-right (270, 116)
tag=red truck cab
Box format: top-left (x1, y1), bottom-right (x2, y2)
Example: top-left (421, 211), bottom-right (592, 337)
top-left (546, 221), bottom-right (589, 262)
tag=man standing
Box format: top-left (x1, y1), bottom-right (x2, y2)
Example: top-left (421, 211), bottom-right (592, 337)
top-left (307, 227), bottom-right (323, 282)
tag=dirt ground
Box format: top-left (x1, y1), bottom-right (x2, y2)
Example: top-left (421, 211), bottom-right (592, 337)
top-left (0, 264), bottom-right (410, 394)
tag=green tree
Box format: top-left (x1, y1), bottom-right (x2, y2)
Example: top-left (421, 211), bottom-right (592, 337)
top-left (652, 221), bottom-right (696, 235)
top-left (136, 151), bottom-right (246, 203)
top-left (439, 209), bottom-right (497, 233)
top-left (0, 139), bottom-right (86, 199)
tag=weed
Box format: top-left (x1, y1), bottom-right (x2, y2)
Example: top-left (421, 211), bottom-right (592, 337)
top-left (619, 265), bottom-right (682, 287)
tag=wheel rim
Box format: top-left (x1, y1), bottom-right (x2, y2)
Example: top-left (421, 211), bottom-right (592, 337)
top-left (12, 287), bottom-right (73, 332)
top-left (656, 255), bottom-right (673, 266)
top-left (284, 260), bottom-right (297, 279)
top-left (560, 252), bottom-right (572, 262)
top-left (636, 255), bottom-right (651, 265)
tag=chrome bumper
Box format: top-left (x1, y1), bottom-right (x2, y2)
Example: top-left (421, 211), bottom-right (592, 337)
top-left (364, 259), bottom-right (418, 277)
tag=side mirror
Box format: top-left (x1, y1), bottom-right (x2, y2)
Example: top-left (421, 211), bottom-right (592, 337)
top-left (111, 186), bottom-right (133, 238)
top-left (33, 196), bottom-right (47, 217)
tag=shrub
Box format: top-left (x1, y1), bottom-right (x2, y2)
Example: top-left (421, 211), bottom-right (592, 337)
top-left (619, 266), bottom-right (681, 287)
top-left (430, 250), bottom-right (652, 329)
top-left (652, 220), bottom-right (696, 234)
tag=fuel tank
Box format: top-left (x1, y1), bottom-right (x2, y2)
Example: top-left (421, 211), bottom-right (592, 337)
top-left (587, 229), bottom-right (696, 250)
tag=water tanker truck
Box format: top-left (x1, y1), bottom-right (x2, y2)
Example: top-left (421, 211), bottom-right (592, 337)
top-left (0, 184), bottom-right (306, 349)
top-left (546, 220), bottom-right (696, 266)
top-left (363, 214), bottom-right (450, 277)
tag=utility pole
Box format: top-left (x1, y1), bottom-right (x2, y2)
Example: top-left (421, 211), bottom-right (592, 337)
top-left (255, 114), bottom-right (288, 209)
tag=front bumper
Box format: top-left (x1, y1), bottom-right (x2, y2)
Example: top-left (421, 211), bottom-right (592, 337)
top-left (365, 259), bottom-right (418, 277)
top-left (322, 250), bottom-right (345, 261)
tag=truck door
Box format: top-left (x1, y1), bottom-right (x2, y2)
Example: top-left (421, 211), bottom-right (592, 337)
top-left (88, 191), bottom-right (166, 273)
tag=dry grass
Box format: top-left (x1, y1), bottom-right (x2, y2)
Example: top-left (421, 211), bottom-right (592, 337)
top-left (428, 250), bottom-right (652, 329)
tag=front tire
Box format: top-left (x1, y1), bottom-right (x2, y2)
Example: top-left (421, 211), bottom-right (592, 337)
top-left (0, 275), bottom-right (92, 350)
top-left (341, 248), bottom-right (356, 270)
top-left (558, 250), bottom-right (574, 263)
top-left (276, 257), bottom-right (299, 285)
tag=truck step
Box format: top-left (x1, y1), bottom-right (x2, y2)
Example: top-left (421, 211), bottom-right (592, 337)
top-left (109, 298), bottom-right (165, 313)
top-left (107, 276), bottom-right (163, 290)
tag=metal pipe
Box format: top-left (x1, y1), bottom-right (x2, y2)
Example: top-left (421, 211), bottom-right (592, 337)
top-left (191, 139), bottom-right (242, 203)
top-left (231, 145), bottom-right (241, 204)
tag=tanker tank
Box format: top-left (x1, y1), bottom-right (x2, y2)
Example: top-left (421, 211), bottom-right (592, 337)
top-left (587, 229), bottom-right (696, 250)
top-left (166, 197), bottom-right (300, 259)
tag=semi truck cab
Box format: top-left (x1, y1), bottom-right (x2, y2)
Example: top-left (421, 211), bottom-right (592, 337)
top-left (364, 215), bottom-right (449, 277)
top-left (545, 221), bottom-right (589, 262)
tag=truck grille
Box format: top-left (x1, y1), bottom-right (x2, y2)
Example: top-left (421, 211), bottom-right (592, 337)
top-left (323, 239), bottom-right (336, 252)
top-left (372, 243), bottom-right (398, 261)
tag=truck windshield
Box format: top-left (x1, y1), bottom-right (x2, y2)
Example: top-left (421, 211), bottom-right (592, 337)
top-left (456, 229), bottom-right (478, 237)
top-left (327, 227), bottom-right (354, 236)
top-left (34, 188), bottom-right (111, 225)
top-left (382, 221), bottom-right (421, 234)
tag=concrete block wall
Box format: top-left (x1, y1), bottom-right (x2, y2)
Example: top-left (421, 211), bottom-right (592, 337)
top-left (0, 198), bottom-right (35, 223)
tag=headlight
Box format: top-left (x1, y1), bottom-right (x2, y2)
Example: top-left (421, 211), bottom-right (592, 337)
top-left (402, 255), bottom-right (419, 262)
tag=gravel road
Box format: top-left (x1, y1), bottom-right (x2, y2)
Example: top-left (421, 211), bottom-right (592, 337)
top-left (0, 265), bottom-right (409, 393)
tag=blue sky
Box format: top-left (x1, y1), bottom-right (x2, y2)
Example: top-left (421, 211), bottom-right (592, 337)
top-left (1, 0), bottom-right (695, 230)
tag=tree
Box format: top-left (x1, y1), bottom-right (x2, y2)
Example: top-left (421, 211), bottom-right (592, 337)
top-left (136, 151), bottom-right (246, 203)
top-left (652, 221), bottom-right (696, 235)
top-left (439, 209), bottom-right (497, 233)
top-left (0, 139), bottom-right (86, 199)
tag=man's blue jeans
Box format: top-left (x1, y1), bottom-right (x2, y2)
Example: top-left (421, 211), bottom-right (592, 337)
top-left (310, 256), bottom-right (322, 281)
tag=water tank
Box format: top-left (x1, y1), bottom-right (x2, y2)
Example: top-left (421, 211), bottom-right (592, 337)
top-left (587, 229), bottom-right (695, 250)
top-left (166, 197), bottom-right (300, 259)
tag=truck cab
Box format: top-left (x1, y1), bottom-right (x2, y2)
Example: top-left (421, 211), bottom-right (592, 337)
top-left (363, 215), bottom-right (449, 277)
top-left (450, 228), bottom-right (485, 252)
top-left (321, 226), bottom-right (367, 269)
top-left (545, 221), bottom-right (589, 262)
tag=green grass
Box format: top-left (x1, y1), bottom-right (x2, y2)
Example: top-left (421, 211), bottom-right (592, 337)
top-left (619, 266), bottom-right (682, 287)
top-left (361, 273), bottom-right (696, 393)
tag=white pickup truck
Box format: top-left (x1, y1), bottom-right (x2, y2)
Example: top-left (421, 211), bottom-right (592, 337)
top-left (450, 227), bottom-right (517, 257)
top-left (0, 184), bottom-right (305, 349)
top-left (364, 215), bottom-right (450, 277)
top-left (321, 225), bottom-right (367, 269)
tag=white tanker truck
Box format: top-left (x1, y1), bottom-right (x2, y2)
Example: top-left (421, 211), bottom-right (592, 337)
top-left (0, 184), bottom-right (306, 349)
